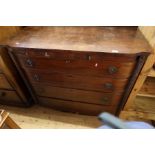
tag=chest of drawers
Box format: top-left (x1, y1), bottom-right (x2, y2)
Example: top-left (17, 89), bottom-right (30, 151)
top-left (2, 27), bottom-right (152, 115)
top-left (0, 47), bottom-right (32, 107)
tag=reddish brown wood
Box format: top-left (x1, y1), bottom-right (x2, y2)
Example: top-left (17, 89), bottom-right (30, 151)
top-left (1, 26), bottom-right (152, 115)
top-left (16, 55), bottom-right (136, 78)
top-left (14, 48), bottom-right (138, 61)
top-left (3, 27), bottom-right (152, 54)
top-left (38, 97), bottom-right (117, 115)
top-left (24, 68), bottom-right (128, 93)
top-left (33, 84), bottom-right (122, 106)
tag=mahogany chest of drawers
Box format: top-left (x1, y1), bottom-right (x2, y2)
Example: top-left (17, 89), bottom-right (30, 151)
top-left (0, 47), bottom-right (32, 106)
top-left (1, 27), bottom-right (152, 115)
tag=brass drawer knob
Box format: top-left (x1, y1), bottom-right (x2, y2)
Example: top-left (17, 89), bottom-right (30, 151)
top-left (104, 83), bottom-right (113, 89)
top-left (102, 97), bottom-right (109, 104)
top-left (87, 55), bottom-right (92, 61)
top-left (108, 66), bottom-right (118, 74)
top-left (0, 92), bottom-right (6, 97)
top-left (33, 74), bottom-right (40, 81)
top-left (65, 60), bottom-right (71, 63)
top-left (26, 59), bottom-right (33, 67)
top-left (86, 55), bottom-right (92, 61)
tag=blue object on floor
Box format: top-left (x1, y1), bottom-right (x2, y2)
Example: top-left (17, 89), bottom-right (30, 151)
top-left (98, 112), bottom-right (154, 129)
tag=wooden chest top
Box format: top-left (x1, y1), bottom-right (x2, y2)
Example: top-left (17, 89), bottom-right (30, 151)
top-left (2, 26), bottom-right (152, 54)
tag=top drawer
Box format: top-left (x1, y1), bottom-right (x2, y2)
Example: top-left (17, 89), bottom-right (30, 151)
top-left (16, 55), bottom-right (136, 78)
top-left (13, 48), bottom-right (138, 62)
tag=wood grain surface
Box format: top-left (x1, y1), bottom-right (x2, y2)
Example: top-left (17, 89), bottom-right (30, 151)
top-left (3, 26), bottom-right (152, 54)
top-left (1, 26), bottom-right (151, 115)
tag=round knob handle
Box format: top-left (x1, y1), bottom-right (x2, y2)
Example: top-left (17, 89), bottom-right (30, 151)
top-left (33, 74), bottom-right (40, 81)
top-left (65, 60), bottom-right (71, 63)
top-left (87, 55), bottom-right (92, 61)
top-left (26, 59), bottom-right (33, 67)
top-left (0, 92), bottom-right (6, 97)
top-left (104, 83), bottom-right (113, 89)
top-left (108, 66), bottom-right (118, 74)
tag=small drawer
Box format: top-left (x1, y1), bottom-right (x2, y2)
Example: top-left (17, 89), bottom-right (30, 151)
top-left (0, 74), bottom-right (13, 90)
top-left (25, 68), bottom-right (128, 93)
top-left (0, 89), bottom-right (22, 106)
top-left (33, 84), bottom-right (122, 106)
top-left (38, 97), bottom-right (117, 115)
top-left (17, 55), bottom-right (136, 78)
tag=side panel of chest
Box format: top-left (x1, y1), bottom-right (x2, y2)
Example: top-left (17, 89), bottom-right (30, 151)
top-left (0, 47), bottom-right (32, 107)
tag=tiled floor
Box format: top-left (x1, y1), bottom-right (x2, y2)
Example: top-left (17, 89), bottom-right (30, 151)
top-left (0, 104), bottom-right (101, 128)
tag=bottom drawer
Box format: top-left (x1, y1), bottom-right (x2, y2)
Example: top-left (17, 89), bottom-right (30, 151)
top-left (0, 89), bottom-right (22, 106)
top-left (38, 97), bottom-right (117, 115)
top-left (33, 84), bottom-right (122, 106)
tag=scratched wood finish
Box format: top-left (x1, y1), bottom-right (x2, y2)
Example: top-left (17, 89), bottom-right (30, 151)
top-left (3, 27), bottom-right (151, 54)
top-left (1, 27), bottom-right (151, 115)
top-left (24, 68), bottom-right (128, 93)
top-left (14, 48), bottom-right (138, 61)
top-left (16, 55), bottom-right (136, 78)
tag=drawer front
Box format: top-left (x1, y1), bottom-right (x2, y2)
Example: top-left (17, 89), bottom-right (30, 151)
top-left (0, 89), bottom-right (22, 106)
top-left (25, 69), bottom-right (128, 93)
top-left (14, 48), bottom-right (137, 62)
top-left (17, 55), bottom-right (136, 78)
top-left (38, 97), bottom-right (117, 115)
top-left (33, 84), bottom-right (122, 106)
top-left (0, 74), bottom-right (13, 90)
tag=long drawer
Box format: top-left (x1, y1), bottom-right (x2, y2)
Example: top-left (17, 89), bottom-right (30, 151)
top-left (14, 48), bottom-right (137, 62)
top-left (0, 74), bottom-right (13, 90)
top-left (24, 68), bottom-right (128, 93)
top-left (33, 84), bottom-right (122, 106)
top-left (16, 55), bottom-right (136, 78)
top-left (38, 97), bottom-right (117, 115)
top-left (0, 89), bottom-right (22, 106)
